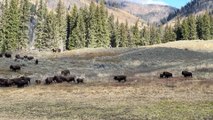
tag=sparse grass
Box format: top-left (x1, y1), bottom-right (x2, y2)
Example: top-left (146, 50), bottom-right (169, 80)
top-left (0, 79), bottom-right (212, 120)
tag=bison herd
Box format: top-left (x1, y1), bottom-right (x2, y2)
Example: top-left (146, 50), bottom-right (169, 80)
top-left (0, 52), bottom-right (194, 88)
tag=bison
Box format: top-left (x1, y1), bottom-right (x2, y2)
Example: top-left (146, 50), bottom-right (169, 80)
top-left (76, 78), bottom-right (84, 83)
top-left (15, 54), bottom-right (21, 59)
top-left (45, 77), bottom-right (54, 85)
top-left (182, 71), bottom-right (192, 77)
top-left (35, 59), bottom-right (39, 65)
top-left (4, 52), bottom-right (12, 58)
top-left (61, 70), bottom-right (70, 76)
top-left (53, 75), bottom-right (64, 83)
top-left (114, 75), bottom-right (127, 82)
top-left (27, 56), bottom-right (34, 60)
top-left (15, 80), bottom-right (29, 88)
top-left (0, 78), bottom-right (10, 87)
top-left (10, 65), bottom-right (21, 72)
top-left (163, 72), bottom-right (173, 78)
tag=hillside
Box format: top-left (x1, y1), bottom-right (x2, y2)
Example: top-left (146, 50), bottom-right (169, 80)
top-left (29, 0), bottom-right (143, 26)
top-left (163, 0), bottom-right (213, 24)
top-left (112, 1), bottom-right (177, 23)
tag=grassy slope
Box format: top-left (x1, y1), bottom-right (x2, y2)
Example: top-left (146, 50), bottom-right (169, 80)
top-left (0, 40), bottom-right (213, 120)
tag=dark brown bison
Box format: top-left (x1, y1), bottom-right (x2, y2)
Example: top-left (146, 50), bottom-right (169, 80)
top-left (65, 76), bottom-right (75, 83)
top-left (76, 78), bottom-right (84, 83)
top-left (4, 52), bottom-right (12, 58)
top-left (27, 56), bottom-right (34, 60)
top-left (45, 77), bottom-right (54, 85)
top-left (114, 75), bottom-right (127, 82)
top-left (15, 80), bottom-right (29, 88)
top-left (0, 78), bottom-right (10, 87)
top-left (35, 80), bottom-right (41, 85)
top-left (61, 70), bottom-right (70, 76)
top-left (57, 48), bottom-right (61, 52)
top-left (15, 54), bottom-right (21, 59)
top-left (52, 49), bottom-right (57, 52)
top-left (182, 71), bottom-right (192, 77)
top-left (53, 76), bottom-right (64, 83)
top-left (35, 59), bottom-right (38, 65)
top-left (163, 72), bottom-right (173, 78)
top-left (10, 77), bottom-right (30, 88)
top-left (20, 76), bottom-right (31, 84)
top-left (10, 65), bottom-right (21, 72)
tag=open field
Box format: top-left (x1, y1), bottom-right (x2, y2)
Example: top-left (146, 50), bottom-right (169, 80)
top-left (0, 40), bottom-right (213, 119)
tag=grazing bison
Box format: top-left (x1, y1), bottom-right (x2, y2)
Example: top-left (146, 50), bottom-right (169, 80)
top-left (61, 70), bottom-right (70, 76)
top-left (182, 71), bottom-right (192, 77)
top-left (10, 65), bottom-right (21, 72)
top-left (76, 78), bottom-right (84, 83)
top-left (163, 72), bottom-right (173, 78)
top-left (4, 52), bottom-right (12, 58)
top-left (53, 76), bottom-right (64, 83)
top-left (114, 75), bottom-right (127, 82)
top-left (65, 76), bottom-right (76, 83)
top-left (35, 59), bottom-right (38, 65)
top-left (0, 78), bottom-right (9, 87)
top-left (35, 80), bottom-right (41, 85)
top-left (20, 76), bottom-right (31, 84)
top-left (27, 56), bottom-right (34, 60)
top-left (45, 77), bottom-right (54, 85)
top-left (16, 80), bottom-right (29, 88)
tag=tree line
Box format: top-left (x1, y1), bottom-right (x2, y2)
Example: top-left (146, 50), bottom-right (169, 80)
top-left (0, 0), bottom-right (212, 52)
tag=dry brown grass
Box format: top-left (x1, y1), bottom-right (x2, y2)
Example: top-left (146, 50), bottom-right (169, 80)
top-left (0, 79), bottom-right (212, 120)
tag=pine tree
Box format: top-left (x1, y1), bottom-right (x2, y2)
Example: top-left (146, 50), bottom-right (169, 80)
top-left (46, 11), bottom-right (57, 49)
top-left (0, 0), bottom-right (8, 51)
top-left (70, 9), bottom-right (86, 49)
top-left (181, 19), bottom-right (189, 40)
top-left (202, 12), bottom-right (211, 40)
top-left (196, 15), bottom-right (203, 39)
top-left (68, 4), bottom-right (78, 49)
top-left (99, 0), bottom-right (110, 47)
top-left (35, 0), bottom-right (48, 50)
top-left (108, 14), bottom-right (116, 47)
top-left (174, 17), bottom-right (182, 40)
top-left (163, 25), bottom-right (176, 42)
top-left (115, 19), bottom-right (120, 47)
top-left (119, 23), bottom-right (128, 47)
top-left (132, 20), bottom-right (140, 46)
top-left (55, 0), bottom-right (66, 51)
top-left (188, 15), bottom-right (197, 40)
top-left (210, 15), bottom-right (213, 39)
top-left (141, 27), bottom-right (150, 45)
top-left (19, 0), bottom-right (31, 50)
top-left (4, 0), bottom-right (21, 51)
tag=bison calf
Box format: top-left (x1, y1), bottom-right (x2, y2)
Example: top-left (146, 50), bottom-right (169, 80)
top-left (76, 78), bottom-right (84, 83)
top-left (114, 75), bottom-right (127, 82)
top-left (182, 71), bottom-right (192, 77)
